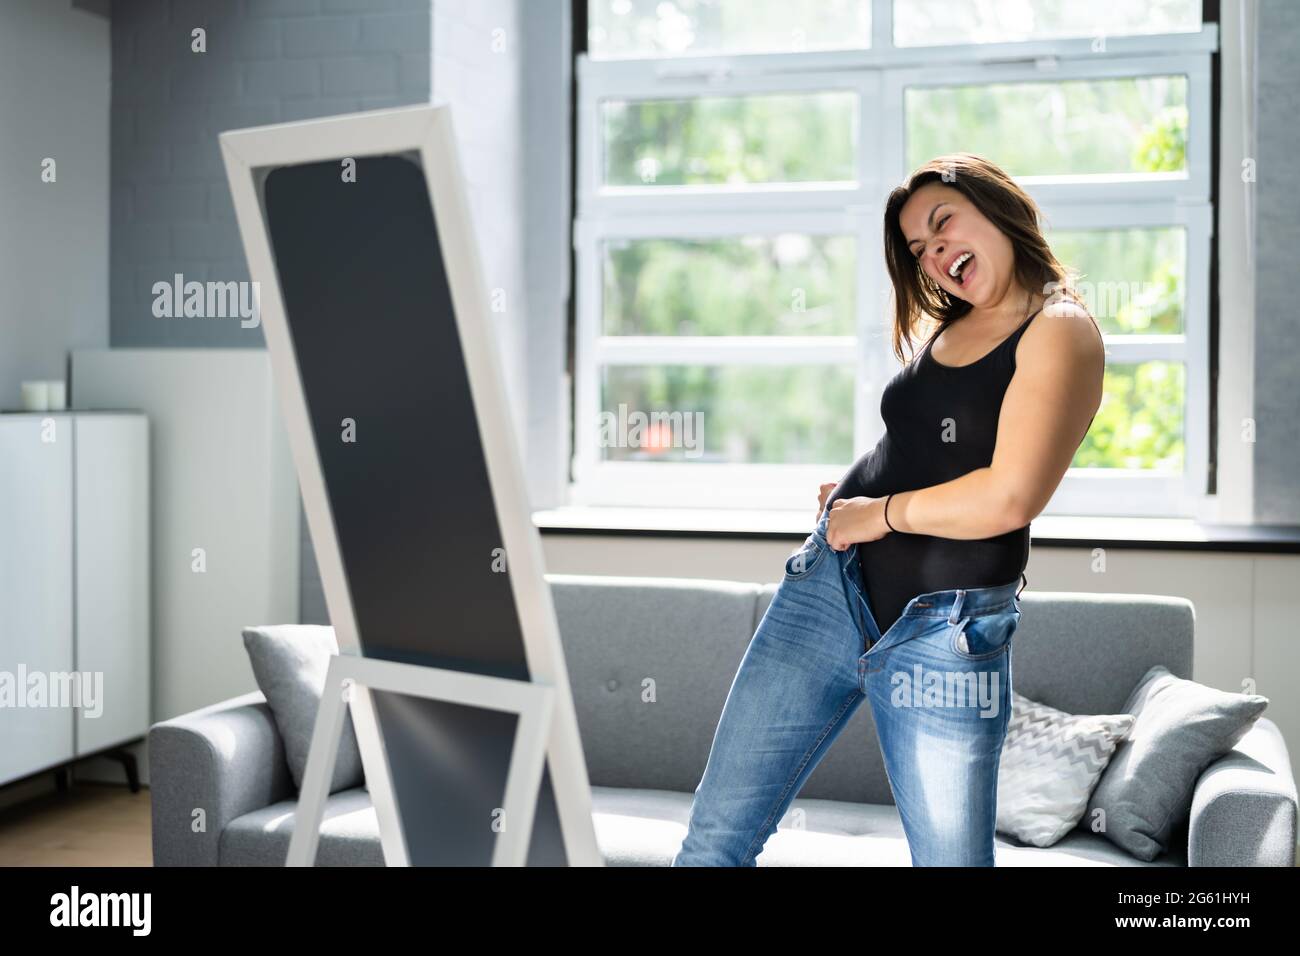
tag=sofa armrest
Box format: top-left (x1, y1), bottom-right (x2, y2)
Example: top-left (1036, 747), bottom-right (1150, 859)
top-left (148, 691), bottom-right (296, 866)
top-left (1187, 717), bottom-right (1298, 866)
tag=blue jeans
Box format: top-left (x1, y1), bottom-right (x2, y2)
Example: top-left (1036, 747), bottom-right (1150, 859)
top-left (672, 509), bottom-right (1023, 866)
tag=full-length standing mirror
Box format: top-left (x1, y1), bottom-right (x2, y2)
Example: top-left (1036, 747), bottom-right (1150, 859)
top-left (221, 105), bottom-right (601, 866)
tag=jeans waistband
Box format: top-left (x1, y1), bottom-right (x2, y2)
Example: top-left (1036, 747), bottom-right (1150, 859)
top-left (814, 509), bottom-right (1026, 618)
top-left (902, 578), bottom-right (1022, 621)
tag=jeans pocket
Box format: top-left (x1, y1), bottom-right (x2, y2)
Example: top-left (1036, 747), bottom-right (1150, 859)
top-left (784, 533), bottom-right (827, 579)
top-left (948, 607), bottom-right (1020, 661)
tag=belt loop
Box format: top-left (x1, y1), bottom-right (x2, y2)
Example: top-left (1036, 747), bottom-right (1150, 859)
top-left (948, 589), bottom-right (966, 624)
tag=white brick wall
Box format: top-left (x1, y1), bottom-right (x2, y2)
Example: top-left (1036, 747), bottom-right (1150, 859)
top-left (432, 0), bottom-right (527, 463)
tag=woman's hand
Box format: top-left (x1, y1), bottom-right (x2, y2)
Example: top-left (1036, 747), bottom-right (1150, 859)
top-left (826, 496), bottom-right (891, 550)
top-left (816, 482), bottom-right (838, 520)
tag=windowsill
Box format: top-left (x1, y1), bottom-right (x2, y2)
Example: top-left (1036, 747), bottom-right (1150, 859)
top-left (532, 506), bottom-right (1300, 553)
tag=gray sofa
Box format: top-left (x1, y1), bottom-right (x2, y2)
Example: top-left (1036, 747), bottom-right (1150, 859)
top-left (149, 574), bottom-right (1297, 866)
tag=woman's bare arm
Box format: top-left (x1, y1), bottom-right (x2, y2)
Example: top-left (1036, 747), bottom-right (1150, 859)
top-left (887, 300), bottom-right (1104, 537)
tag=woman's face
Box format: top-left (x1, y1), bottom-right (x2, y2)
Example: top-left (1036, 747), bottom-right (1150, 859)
top-left (898, 181), bottom-right (1017, 310)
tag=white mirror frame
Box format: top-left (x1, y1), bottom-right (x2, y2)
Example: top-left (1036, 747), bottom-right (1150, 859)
top-left (220, 104), bottom-right (603, 867)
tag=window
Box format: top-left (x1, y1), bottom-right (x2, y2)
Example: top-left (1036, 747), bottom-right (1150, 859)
top-left (589, 0), bottom-right (873, 59)
top-left (574, 0), bottom-right (1217, 515)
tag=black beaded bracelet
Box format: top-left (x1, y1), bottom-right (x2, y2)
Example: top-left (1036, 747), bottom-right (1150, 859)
top-left (884, 493), bottom-right (897, 532)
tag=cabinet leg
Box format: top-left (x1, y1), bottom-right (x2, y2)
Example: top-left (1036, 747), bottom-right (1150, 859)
top-left (104, 749), bottom-right (141, 793)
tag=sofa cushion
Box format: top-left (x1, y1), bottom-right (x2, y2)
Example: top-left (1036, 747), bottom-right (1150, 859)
top-left (241, 625), bottom-right (364, 795)
top-left (546, 575), bottom-right (774, 795)
top-left (543, 582), bottom-right (1196, 811)
top-left (221, 787), bottom-right (383, 866)
top-left (593, 789), bottom-right (1185, 866)
top-left (996, 690), bottom-right (1135, 847)
top-left (219, 786), bottom-right (1186, 866)
top-left (1086, 664), bottom-right (1269, 861)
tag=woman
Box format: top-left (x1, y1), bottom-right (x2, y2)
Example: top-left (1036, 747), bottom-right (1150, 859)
top-left (672, 154), bottom-right (1105, 867)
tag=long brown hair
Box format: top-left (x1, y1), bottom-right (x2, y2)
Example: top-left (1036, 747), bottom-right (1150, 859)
top-left (882, 152), bottom-right (1087, 363)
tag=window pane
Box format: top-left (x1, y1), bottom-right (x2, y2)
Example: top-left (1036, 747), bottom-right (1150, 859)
top-left (599, 365), bottom-right (854, 463)
top-left (894, 0), bottom-right (1200, 47)
top-left (603, 92), bottom-right (857, 187)
top-left (588, 0), bottom-right (870, 59)
top-left (603, 235), bottom-right (856, 336)
top-left (906, 76), bottom-right (1187, 178)
top-left (1047, 227), bottom-right (1185, 335)
top-left (1075, 361), bottom-right (1184, 471)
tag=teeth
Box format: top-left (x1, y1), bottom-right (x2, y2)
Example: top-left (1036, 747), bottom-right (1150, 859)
top-left (948, 252), bottom-right (973, 278)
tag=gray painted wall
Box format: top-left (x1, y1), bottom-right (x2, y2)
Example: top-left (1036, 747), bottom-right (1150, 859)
top-left (1253, 0), bottom-right (1300, 523)
top-left (0, 0), bottom-right (110, 409)
top-left (106, 0), bottom-right (555, 626)
top-left (109, 0), bottom-right (432, 349)
top-left (109, 0), bottom-right (433, 626)
top-left (106, 0), bottom-right (538, 629)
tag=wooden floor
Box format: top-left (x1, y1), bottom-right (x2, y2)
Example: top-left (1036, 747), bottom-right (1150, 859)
top-left (0, 782), bottom-right (151, 866)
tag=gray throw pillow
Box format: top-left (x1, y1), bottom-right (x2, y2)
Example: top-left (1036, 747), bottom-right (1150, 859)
top-left (242, 625), bottom-right (365, 794)
top-left (1085, 664), bottom-right (1268, 861)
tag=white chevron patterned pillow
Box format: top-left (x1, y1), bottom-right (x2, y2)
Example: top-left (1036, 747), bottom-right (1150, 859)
top-left (996, 690), bottom-right (1136, 847)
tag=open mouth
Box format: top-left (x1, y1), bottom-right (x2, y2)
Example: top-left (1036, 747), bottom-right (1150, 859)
top-left (947, 251), bottom-right (976, 287)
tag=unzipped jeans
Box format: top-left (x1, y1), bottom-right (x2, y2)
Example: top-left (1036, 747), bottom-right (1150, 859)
top-left (672, 508), bottom-right (1025, 867)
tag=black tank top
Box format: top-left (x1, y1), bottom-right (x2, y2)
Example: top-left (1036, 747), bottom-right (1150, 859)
top-left (824, 306), bottom-right (1047, 635)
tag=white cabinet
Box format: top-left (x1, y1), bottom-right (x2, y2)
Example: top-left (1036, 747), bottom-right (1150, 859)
top-left (0, 415), bottom-right (73, 784)
top-left (74, 416), bottom-right (149, 757)
top-left (0, 413), bottom-right (149, 787)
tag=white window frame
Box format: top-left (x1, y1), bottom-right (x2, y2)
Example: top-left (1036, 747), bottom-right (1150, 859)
top-left (573, 3), bottom-right (1218, 516)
